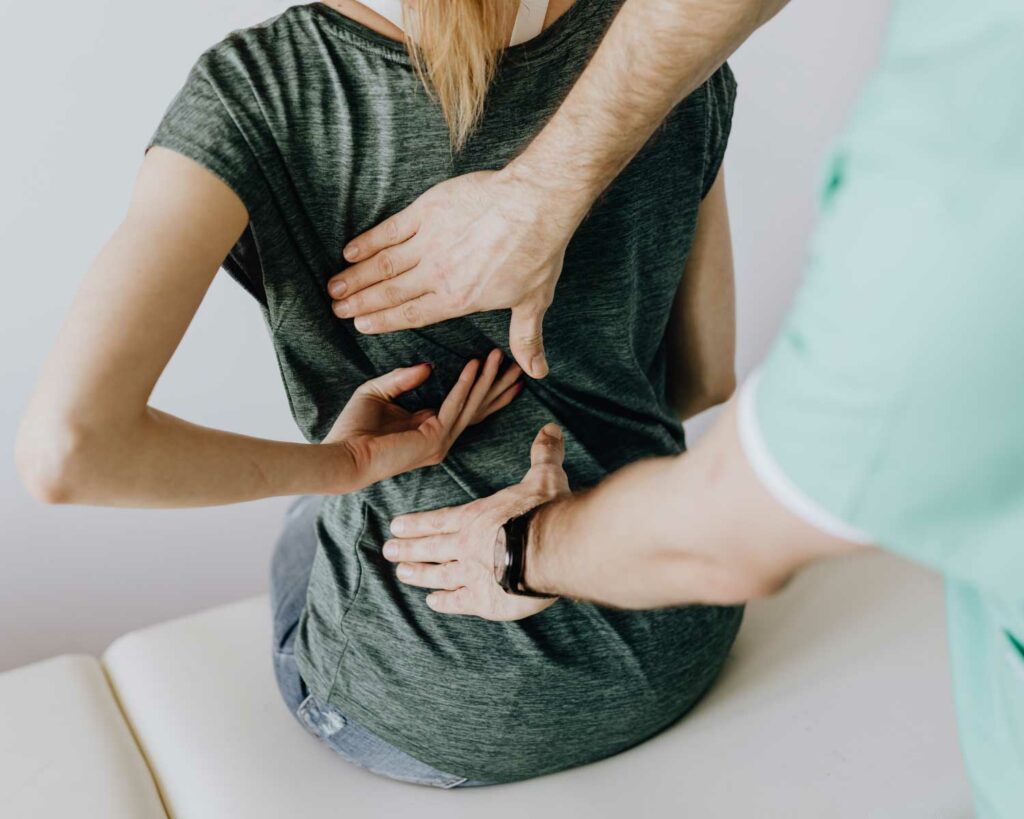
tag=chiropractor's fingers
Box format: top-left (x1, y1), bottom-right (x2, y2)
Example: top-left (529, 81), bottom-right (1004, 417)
top-left (390, 500), bottom-right (480, 537)
top-left (330, 253), bottom-right (427, 316)
top-left (424, 588), bottom-right (474, 615)
top-left (524, 424), bottom-right (570, 498)
top-left (382, 534), bottom-right (460, 564)
top-left (352, 292), bottom-right (457, 334)
top-left (331, 237), bottom-right (421, 299)
top-left (529, 423), bottom-right (565, 466)
top-left (395, 560), bottom-right (465, 591)
top-left (343, 208), bottom-right (420, 264)
top-left (509, 300), bottom-right (549, 379)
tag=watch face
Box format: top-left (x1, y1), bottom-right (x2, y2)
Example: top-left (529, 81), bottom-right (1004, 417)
top-left (492, 526), bottom-right (509, 586)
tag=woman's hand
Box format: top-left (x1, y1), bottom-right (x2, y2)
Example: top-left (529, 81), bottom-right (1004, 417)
top-left (327, 170), bottom-right (584, 380)
top-left (325, 348), bottom-right (522, 490)
top-left (381, 424), bottom-right (570, 621)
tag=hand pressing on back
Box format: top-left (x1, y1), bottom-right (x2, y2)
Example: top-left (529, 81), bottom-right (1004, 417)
top-left (327, 170), bottom-right (583, 380)
top-left (381, 423), bottom-right (570, 621)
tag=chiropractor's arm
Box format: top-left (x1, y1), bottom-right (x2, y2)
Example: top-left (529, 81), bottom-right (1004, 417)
top-left (523, 403), bottom-right (861, 607)
top-left (384, 402), bottom-right (863, 614)
top-left (328, 0), bottom-right (789, 378)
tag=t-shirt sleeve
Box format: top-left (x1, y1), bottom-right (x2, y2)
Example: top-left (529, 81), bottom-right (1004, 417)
top-left (146, 55), bottom-right (269, 218)
top-left (700, 63), bottom-right (737, 199)
top-left (736, 144), bottom-right (1024, 605)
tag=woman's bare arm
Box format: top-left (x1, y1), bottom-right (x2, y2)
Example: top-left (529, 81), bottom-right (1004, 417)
top-left (15, 148), bottom-right (517, 508)
top-left (666, 172), bottom-right (737, 420)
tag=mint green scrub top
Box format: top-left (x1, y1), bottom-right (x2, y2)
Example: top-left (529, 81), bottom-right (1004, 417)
top-left (736, 1), bottom-right (1024, 815)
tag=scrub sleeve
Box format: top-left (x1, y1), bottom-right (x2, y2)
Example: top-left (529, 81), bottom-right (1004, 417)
top-left (737, 1), bottom-right (1024, 814)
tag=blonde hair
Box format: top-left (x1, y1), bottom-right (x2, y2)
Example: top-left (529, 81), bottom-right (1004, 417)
top-left (405, 2), bottom-right (519, 150)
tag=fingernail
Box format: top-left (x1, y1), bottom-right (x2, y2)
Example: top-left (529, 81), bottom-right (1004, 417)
top-left (334, 300), bottom-right (351, 317)
top-left (390, 518), bottom-right (406, 535)
top-left (344, 244), bottom-right (359, 261)
top-left (531, 355), bottom-right (548, 378)
top-left (383, 542), bottom-right (398, 560)
top-left (329, 280), bottom-right (347, 298)
top-left (547, 424), bottom-right (563, 439)
top-left (397, 564), bottom-right (411, 579)
top-left (354, 316), bottom-right (371, 332)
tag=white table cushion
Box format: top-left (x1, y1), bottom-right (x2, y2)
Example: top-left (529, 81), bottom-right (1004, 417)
top-left (0, 654), bottom-right (167, 819)
top-left (103, 552), bottom-right (973, 819)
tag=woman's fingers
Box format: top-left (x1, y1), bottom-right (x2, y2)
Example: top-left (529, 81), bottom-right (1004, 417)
top-left (479, 360), bottom-right (522, 410)
top-left (356, 363), bottom-right (432, 401)
top-left (434, 358), bottom-right (480, 430)
top-left (392, 408), bottom-right (436, 433)
top-left (382, 534), bottom-right (459, 564)
top-left (342, 208), bottom-right (420, 263)
top-left (448, 349), bottom-right (504, 438)
top-left (395, 560), bottom-right (465, 591)
top-left (478, 377), bottom-right (524, 422)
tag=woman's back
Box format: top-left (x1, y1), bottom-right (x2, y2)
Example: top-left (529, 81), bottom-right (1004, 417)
top-left (149, 1), bottom-right (740, 782)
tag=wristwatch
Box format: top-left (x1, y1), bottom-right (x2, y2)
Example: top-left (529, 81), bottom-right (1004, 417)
top-left (493, 506), bottom-right (555, 598)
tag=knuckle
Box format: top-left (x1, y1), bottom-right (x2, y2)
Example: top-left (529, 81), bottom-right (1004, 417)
top-left (383, 283), bottom-right (403, 304)
top-left (383, 218), bottom-right (400, 242)
top-left (431, 260), bottom-right (451, 282)
top-left (376, 251), bottom-right (394, 278)
top-left (449, 288), bottom-right (471, 310)
top-left (401, 300), bottom-right (420, 325)
top-left (516, 331), bottom-right (544, 350)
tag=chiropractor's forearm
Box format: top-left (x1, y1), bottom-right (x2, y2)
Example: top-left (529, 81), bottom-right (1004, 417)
top-left (507, 0), bottom-right (789, 215)
top-left (525, 402), bottom-right (854, 608)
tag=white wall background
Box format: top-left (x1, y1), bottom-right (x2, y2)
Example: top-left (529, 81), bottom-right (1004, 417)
top-left (0, 0), bottom-right (890, 672)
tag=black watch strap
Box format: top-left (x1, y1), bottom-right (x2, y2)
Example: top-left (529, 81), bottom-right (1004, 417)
top-left (498, 507), bottom-right (555, 599)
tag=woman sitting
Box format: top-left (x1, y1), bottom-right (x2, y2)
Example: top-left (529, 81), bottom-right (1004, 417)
top-left (17, 0), bottom-right (742, 788)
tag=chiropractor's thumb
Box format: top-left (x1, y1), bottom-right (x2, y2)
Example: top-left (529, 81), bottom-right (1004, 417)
top-left (527, 424), bottom-right (569, 498)
top-left (530, 424), bottom-right (564, 467)
top-left (510, 302), bottom-right (549, 380)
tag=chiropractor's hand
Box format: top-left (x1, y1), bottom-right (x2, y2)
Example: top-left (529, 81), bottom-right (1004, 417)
top-left (382, 423), bottom-right (570, 620)
top-left (324, 349), bottom-right (522, 489)
top-left (328, 170), bottom-right (584, 380)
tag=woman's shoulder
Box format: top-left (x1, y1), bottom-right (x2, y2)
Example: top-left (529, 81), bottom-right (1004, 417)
top-left (191, 5), bottom-right (313, 83)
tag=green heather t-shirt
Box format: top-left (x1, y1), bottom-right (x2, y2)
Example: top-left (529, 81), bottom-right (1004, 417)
top-left (148, 1), bottom-right (741, 783)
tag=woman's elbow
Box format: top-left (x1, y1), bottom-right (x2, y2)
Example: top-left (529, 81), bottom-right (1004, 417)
top-left (15, 415), bottom-right (95, 504)
top-left (677, 369), bottom-right (737, 418)
top-left (702, 369), bottom-right (738, 408)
